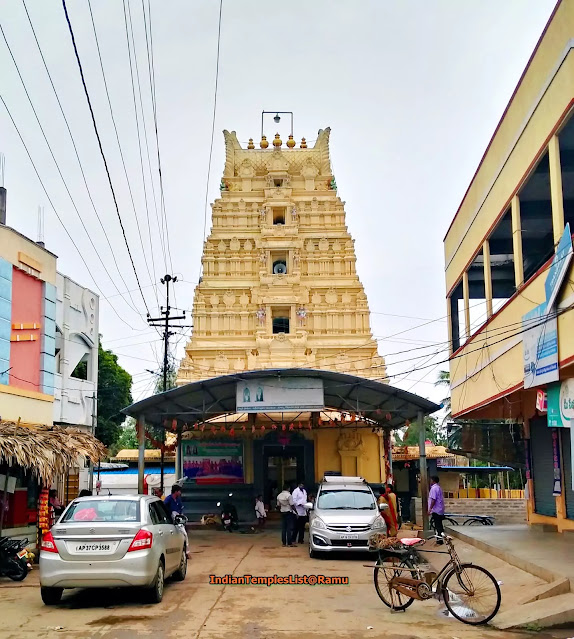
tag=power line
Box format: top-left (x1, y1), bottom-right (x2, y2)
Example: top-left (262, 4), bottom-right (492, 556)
top-left (62, 0), bottom-right (152, 316)
top-left (123, 0), bottom-right (167, 276)
top-left (86, 0), bottom-right (160, 308)
top-left (19, 1), bottom-right (143, 317)
top-left (0, 94), bottom-right (134, 330)
top-left (200, 0), bottom-right (223, 263)
top-left (142, 0), bottom-right (174, 278)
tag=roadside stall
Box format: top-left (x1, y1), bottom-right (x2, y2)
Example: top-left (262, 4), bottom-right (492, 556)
top-left (0, 420), bottom-right (106, 546)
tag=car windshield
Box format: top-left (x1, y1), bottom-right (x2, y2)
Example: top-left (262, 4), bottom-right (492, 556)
top-left (61, 499), bottom-right (140, 522)
top-left (317, 489), bottom-right (376, 510)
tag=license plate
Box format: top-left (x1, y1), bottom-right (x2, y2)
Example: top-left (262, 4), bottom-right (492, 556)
top-left (72, 542), bottom-right (114, 553)
top-left (339, 534), bottom-right (359, 540)
top-left (223, 520), bottom-right (231, 525)
top-left (16, 549), bottom-right (27, 559)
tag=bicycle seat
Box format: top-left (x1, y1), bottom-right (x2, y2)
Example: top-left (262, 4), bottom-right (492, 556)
top-left (401, 537), bottom-right (424, 547)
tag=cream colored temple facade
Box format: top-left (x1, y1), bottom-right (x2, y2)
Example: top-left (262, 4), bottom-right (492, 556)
top-left (177, 128), bottom-right (386, 383)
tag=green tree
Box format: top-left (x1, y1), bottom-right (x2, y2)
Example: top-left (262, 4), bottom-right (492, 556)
top-left (96, 340), bottom-right (133, 447)
top-left (435, 370), bottom-right (451, 422)
top-left (109, 417), bottom-right (152, 457)
top-left (398, 415), bottom-right (447, 446)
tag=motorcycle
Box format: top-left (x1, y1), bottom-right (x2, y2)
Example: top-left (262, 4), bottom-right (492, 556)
top-left (217, 493), bottom-right (238, 532)
top-left (0, 537), bottom-right (30, 582)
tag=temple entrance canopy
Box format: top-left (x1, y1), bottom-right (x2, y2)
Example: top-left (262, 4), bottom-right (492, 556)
top-left (123, 369), bottom-right (440, 519)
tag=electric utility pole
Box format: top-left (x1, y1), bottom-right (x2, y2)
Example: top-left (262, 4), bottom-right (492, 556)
top-left (147, 275), bottom-right (191, 494)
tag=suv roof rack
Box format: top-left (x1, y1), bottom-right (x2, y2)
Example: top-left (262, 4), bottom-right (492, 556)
top-left (322, 476), bottom-right (367, 484)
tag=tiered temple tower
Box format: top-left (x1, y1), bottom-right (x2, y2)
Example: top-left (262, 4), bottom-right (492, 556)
top-left (177, 128), bottom-right (387, 384)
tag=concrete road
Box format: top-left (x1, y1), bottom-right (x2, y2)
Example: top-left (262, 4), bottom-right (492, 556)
top-left (0, 530), bottom-right (571, 639)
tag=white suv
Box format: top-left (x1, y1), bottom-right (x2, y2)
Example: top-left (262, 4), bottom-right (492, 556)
top-left (308, 476), bottom-right (386, 557)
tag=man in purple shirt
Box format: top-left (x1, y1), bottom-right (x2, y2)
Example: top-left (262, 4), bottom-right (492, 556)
top-left (428, 475), bottom-right (445, 542)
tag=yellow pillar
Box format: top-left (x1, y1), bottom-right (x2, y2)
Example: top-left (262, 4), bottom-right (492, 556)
top-left (483, 240), bottom-right (493, 318)
top-left (462, 271), bottom-right (470, 339)
top-left (549, 135), bottom-right (565, 245)
top-left (511, 195), bottom-right (524, 287)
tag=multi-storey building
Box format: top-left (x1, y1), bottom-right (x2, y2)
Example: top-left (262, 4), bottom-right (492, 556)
top-left (443, 0), bottom-right (574, 532)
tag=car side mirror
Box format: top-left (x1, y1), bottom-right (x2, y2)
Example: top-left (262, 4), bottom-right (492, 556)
top-left (304, 502), bottom-right (314, 510)
top-left (379, 503), bottom-right (389, 511)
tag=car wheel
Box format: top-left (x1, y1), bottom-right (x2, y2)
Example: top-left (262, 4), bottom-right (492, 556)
top-left (309, 546), bottom-right (321, 559)
top-left (41, 587), bottom-right (63, 605)
top-left (172, 549), bottom-right (187, 582)
top-left (146, 561), bottom-right (165, 604)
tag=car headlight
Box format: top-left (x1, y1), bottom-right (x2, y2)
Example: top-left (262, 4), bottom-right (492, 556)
top-left (371, 517), bottom-right (386, 529)
top-left (311, 517), bottom-right (327, 530)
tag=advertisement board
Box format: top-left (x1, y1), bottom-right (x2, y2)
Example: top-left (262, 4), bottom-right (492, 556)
top-left (236, 377), bottom-right (324, 412)
top-left (183, 441), bottom-right (243, 484)
top-left (522, 302), bottom-right (558, 389)
top-left (547, 379), bottom-right (574, 428)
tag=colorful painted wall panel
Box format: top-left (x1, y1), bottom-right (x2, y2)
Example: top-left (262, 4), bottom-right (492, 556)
top-left (9, 267), bottom-right (42, 391)
top-left (0, 258), bottom-right (11, 385)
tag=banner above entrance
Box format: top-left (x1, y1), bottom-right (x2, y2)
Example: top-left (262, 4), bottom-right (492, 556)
top-left (236, 377), bottom-right (324, 412)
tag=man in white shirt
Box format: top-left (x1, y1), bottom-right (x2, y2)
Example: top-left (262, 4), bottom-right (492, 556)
top-left (292, 482), bottom-right (308, 544)
top-left (276, 483), bottom-right (296, 547)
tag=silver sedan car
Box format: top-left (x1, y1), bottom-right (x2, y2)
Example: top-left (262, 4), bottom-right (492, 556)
top-left (39, 495), bottom-right (188, 605)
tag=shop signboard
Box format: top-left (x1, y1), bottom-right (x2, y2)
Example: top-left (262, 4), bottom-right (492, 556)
top-left (183, 441), bottom-right (244, 484)
top-left (236, 377), bottom-right (324, 412)
top-left (522, 302), bottom-right (558, 389)
top-left (547, 380), bottom-right (574, 428)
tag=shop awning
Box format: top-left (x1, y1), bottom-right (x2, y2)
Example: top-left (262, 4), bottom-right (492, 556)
top-left (122, 368), bottom-right (440, 428)
top-left (0, 420), bottom-right (106, 485)
top-left (438, 466), bottom-right (515, 473)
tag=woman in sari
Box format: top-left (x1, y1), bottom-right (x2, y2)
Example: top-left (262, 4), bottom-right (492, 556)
top-left (378, 484), bottom-right (399, 536)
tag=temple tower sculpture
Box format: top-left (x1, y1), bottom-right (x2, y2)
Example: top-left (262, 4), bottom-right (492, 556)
top-left (177, 128), bottom-right (387, 384)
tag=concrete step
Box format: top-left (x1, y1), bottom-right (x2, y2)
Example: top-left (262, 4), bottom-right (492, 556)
top-left (493, 593), bottom-right (574, 629)
top-left (517, 578), bottom-right (570, 605)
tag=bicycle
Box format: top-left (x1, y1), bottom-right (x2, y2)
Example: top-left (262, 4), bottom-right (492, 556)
top-left (371, 533), bottom-right (501, 625)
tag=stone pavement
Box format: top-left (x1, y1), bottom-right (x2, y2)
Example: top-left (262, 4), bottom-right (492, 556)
top-left (448, 524), bottom-right (574, 589)
top-left (0, 530), bottom-right (573, 639)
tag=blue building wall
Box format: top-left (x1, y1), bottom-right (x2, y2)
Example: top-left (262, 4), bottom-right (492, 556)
top-left (0, 258), bottom-right (12, 386)
top-left (41, 282), bottom-right (56, 395)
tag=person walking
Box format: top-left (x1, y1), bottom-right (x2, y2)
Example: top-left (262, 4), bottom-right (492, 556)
top-left (292, 482), bottom-right (308, 544)
top-left (428, 475), bottom-right (445, 543)
top-left (255, 495), bottom-right (267, 529)
top-left (276, 483), bottom-right (295, 547)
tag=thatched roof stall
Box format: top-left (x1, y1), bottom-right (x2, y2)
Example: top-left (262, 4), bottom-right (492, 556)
top-left (0, 420), bottom-right (107, 485)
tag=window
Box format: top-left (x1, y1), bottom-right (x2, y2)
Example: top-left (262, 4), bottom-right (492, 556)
top-left (468, 249), bottom-right (488, 332)
top-left (273, 208), bottom-right (285, 225)
top-left (273, 179), bottom-right (283, 188)
top-left (271, 251), bottom-right (288, 275)
top-left (489, 209), bottom-right (515, 313)
top-left (559, 115), bottom-right (574, 234)
top-left (317, 489), bottom-right (376, 510)
top-left (272, 307), bottom-right (290, 334)
top-left (519, 152), bottom-right (554, 282)
top-left (150, 501), bottom-right (171, 524)
top-left (62, 499), bottom-right (140, 522)
top-left (449, 280), bottom-right (465, 352)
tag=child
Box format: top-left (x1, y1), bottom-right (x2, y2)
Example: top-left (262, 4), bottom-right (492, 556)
top-left (255, 495), bottom-right (267, 529)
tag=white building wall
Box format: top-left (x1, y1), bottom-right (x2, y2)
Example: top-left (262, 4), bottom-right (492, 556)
top-left (53, 272), bottom-right (99, 431)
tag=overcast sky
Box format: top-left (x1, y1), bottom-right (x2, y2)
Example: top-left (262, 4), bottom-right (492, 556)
top-left (0, 0), bottom-right (557, 407)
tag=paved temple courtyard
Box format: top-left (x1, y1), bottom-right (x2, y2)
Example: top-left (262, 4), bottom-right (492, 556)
top-left (0, 530), bottom-right (572, 639)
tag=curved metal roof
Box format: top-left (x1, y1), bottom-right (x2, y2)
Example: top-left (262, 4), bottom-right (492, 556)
top-left (123, 368), bottom-right (440, 428)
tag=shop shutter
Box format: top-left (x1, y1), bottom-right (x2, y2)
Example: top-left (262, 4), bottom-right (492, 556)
top-left (561, 429), bottom-right (574, 520)
top-left (530, 419), bottom-right (557, 517)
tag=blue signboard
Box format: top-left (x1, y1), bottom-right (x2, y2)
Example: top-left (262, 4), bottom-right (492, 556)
top-left (545, 223), bottom-right (573, 313)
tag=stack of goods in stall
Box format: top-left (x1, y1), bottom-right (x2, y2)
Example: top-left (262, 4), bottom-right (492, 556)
top-left (38, 488), bottom-right (51, 533)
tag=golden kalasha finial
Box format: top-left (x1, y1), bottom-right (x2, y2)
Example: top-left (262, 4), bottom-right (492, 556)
top-left (247, 138), bottom-right (255, 149)
top-left (273, 133), bottom-right (282, 148)
top-left (260, 135), bottom-right (269, 149)
top-left (286, 134), bottom-right (295, 149)
top-left (300, 137), bottom-right (307, 149)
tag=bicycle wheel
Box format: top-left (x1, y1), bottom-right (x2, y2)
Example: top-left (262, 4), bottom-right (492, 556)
top-left (441, 563), bottom-right (501, 625)
top-left (464, 519), bottom-right (483, 526)
top-left (374, 557), bottom-right (417, 611)
top-left (444, 518), bottom-right (458, 527)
